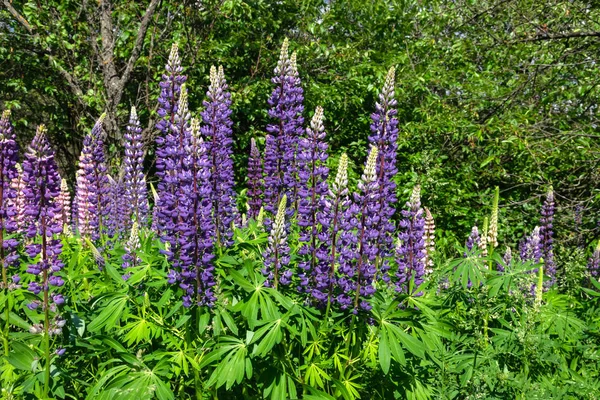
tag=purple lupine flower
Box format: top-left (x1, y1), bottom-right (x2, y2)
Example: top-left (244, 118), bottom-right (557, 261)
top-left (297, 107), bottom-right (329, 299)
top-left (465, 226), bottom-right (481, 254)
top-left (587, 241), bottom-right (600, 279)
top-left (262, 194), bottom-right (291, 289)
top-left (395, 185), bottom-right (426, 295)
top-left (0, 110), bottom-right (20, 280)
top-left (22, 125), bottom-right (64, 313)
top-left (263, 39), bottom-right (304, 220)
top-left (247, 138), bottom-right (263, 220)
top-left (122, 221), bottom-right (141, 280)
top-left (497, 246), bottom-right (512, 273)
top-left (156, 84), bottom-right (192, 258)
top-left (155, 43), bottom-right (187, 232)
top-left (337, 146), bottom-right (381, 312)
top-left (370, 67), bottom-right (399, 282)
top-left (106, 175), bottom-right (127, 237)
top-left (320, 153), bottom-right (350, 305)
top-left (9, 164), bottom-right (28, 234)
top-left (176, 118), bottom-right (216, 307)
top-left (123, 106), bottom-right (149, 227)
top-left (423, 207), bottom-right (435, 274)
top-left (201, 66), bottom-right (237, 246)
top-left (520, 226), bottom-right (542, 264)
top-left (539, 188), bottom-right (556, 285)
top-left (75, 114), bottom-right (110, 238)
top-left (55, 178), bottom-right (71, 235)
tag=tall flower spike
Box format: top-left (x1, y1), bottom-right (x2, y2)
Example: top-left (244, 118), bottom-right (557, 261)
top-left (465, 226), bottom-right (481, 255)
top-left (337, 146), bottom-right (381, 312)
top-left (423, 207), bottom-right (435, 274)
top-left (540, 188), bottom-right (556, 285)
top-left (488, 187), bottom-right (499, 249)
top-left (123, 106), bottom-right (149, 227)
top-left (75, 114), bottom-right (109, 239)
top-left (156, 84), bottom-right (191, 257)
top-left (0, 109), bottom-right (20, 282)
top-left (369, 67), bottom-right (399, 282)
top-left (479, 217), bottom-right (489, 257)
top-left (176, 118), bottom-right (216, 307)
top-left (587, 241), bottom-right (600, 279)
top-left (106, 175), bottom-right (127, 237)
top-left (395, 185), bottom-right (426, 295)
top-left (520, 226), bottom-right (542, 264)
top-left (155, 43), bottom-right (187, 231)
top-left (297, 107), bottom-right (330, 299)
top-left (247, 138), bottom-right (263, 220)
top-left (262, 194), bottom-right (291, 289)
top-left (263, 39), bottom-right (304, 221)
top-left (22, 125), bottom-right (65, 328)
top-left (55, 179), bottom-right (71, 235)
top-left (321, 153), bottom-right (350, 306)
top-left (497, 246), bottom-right (512, 273)
top-left (10, 164), bottom-right (28, 234)
top-left (201, 65), bottom-right (237, 247)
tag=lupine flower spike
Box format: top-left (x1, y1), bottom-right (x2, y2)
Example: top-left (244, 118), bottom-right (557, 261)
top-left (370, 66), bottom-right (399, 281)
top-left (338, 146), bottom-right (380, 312)
top-left (262, 194), bottom-right (291, 289)
top-left (75, 114), bottom-right (109, 239)
top-left (247, 138), bottom-right (263, 220)
top-left (123, 106), bottom-right (149, 227)
top-left (10, 164), bottom-right (28, 234)
top-left (479, 217), bottom-right (489, 257)
top-left (297, 106), bottom-right (329, 299)
top-left (176, 118), bottom-right (216, 307)
top-left (263, 39), bottom-right (304, 221)
top-left (521, 226), bottom-right (542, 264)
top-left (423, 207), bottom-right (435, 274)
top-left (497, 246), bottom-right (512, 273)
top-left (0, 109), bottom-right (20, 286)
top-left (540, 188), bottom-right (555, 285)
top-left (488, 187), bottom-right (499, 250)
top-left (465, 226), bottom-right (481, 254)
top-left (396, 185), bottom-right (426, 295)
top-left (22, 125), bottom-right (65, 333)
top-left (201, 65), bottom-right (237, 246)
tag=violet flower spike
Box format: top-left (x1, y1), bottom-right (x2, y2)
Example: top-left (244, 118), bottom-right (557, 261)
top-left (369, 66), bottom-right (399, 282)
top-left (22, 125), bottom-right (64, 323)
top-left (395, 185), bottom-right (426, 295)
top-left (9, 164), bottom-right (28, 234)
top-left (247, 138), bottom-right (263, 220)
top-left (297, 106), bottom-right (330, 300)
top-left (587, 241), bottom-right (600, 279)
top-left (201, 66), bottom-right (237, 246)
top-left (0, 109), bottom-right (20, 281)
top-left (337, 146), bottom-right (381, 312)
top-left (123, 106), bottom-right (149, 227)
top-left (176, 118), bottom-right (216, 307)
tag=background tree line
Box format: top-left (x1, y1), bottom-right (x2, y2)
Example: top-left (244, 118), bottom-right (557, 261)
top-left (1, 0), bottom-right (599, 252)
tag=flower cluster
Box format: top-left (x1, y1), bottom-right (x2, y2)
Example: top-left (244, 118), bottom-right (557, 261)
top-left (297, 107), bottom-right (329, 297)
top-left (423, 207), bottom-right (435, 274)
top-left (247, 138), bottom-right (263, 220)
top-left (106, 175), bottom-right (127, 237)
top-left (55, 179), bottom-right (72, 235)
top-left (263, 39), bottom-right (304, 219)
top-left (122, 222), bottom-right (141, 280)
top-left (75, 115), bottom-right (109, 239)
top-left (588, 241), bottom-right (600, 279)
top-left (338, 146), bottom-right (380, 312)
top-left (22, 125), bottom-right (64, 313)
top-left (520, 226), bottom-right (542, 264)
top-left (395, 185), bottom-right (426, 294)
top-left (9, 164), bottom-right (27, 234)
top-left (369, 67), bottom-right (399, 281)
top-left (0, 110), bottom-right (20, 273)
top-left (123, 106), bottom-right (149, 227)
top-left (201, 66), bottom-right (236, 246)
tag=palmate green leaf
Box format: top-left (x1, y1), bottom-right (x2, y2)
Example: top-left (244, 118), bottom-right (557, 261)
top-left (251, 316), bottom-right (285, 357)
top-left (88, 292), bottom-right (129, 332)
top-left (204, 336), bottom-right (250, 390)
top-left (265, 373), bottom-right (299, 400)
top-left (303, 363), bottom-right (331, 389)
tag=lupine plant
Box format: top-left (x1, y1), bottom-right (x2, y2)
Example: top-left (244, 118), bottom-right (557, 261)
top-left (4, 40), bottom-right (600, 400)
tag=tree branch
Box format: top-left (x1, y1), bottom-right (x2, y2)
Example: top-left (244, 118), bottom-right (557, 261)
top-left (120, 0), bottom-right (161, 87)
top-left (516, 31), bottom-right (600, 43)
top-left (2, 0), bottom-right (32, 33)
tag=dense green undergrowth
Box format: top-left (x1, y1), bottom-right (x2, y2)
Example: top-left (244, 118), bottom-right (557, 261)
top-left (1, 221), bottom-right (599, 399)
